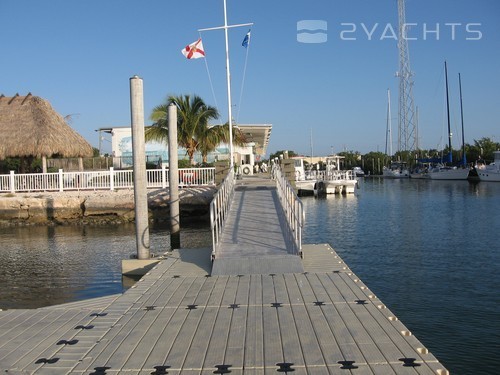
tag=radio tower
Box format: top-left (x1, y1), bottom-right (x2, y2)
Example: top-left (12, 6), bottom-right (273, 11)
top-left (396, 0), bottom-right (417, 154)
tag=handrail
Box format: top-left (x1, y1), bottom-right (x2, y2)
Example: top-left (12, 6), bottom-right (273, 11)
top-left (209, 168), bottom-right (235, 261)
top-left (272, 164), bottom-right (305, 257)
top-left (0, 167), bottom-right (215, 193)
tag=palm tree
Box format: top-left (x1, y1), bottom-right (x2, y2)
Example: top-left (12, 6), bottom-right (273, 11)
top-left (197, 123), bottom-right (248, 164)
top-left (146, 95), bottom-right (219, 165)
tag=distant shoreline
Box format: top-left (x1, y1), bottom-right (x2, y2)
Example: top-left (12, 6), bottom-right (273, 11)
top-left (0, 187), bottom-right (216, 226)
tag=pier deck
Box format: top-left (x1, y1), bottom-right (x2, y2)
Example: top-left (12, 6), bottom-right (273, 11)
top-left (212, 177), bottom-right (303, 276)
top-left (0, 245), bottom-right (448, 374)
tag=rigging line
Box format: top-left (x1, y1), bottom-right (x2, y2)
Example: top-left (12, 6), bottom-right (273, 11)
top-left (236, 31), bottom-right (251, 123)
top-left (199, 32), bottom-right (220, 114)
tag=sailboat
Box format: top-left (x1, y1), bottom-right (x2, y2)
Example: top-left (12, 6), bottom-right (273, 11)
top-left (382, 89), bottom-right (409, 178)
top-left (428, 62), bottom-right (470, 180)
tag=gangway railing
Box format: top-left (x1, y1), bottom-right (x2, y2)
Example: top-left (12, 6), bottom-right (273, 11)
top-left (209, 168), bottom-right (235, 261)
top-left (273, 164), bottom-right (305, 257)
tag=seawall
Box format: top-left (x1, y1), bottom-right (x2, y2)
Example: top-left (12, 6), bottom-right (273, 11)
top-left (0, 187), bottom-right (216, 226)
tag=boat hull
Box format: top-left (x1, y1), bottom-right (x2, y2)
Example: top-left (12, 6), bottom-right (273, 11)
top-left (383, 169), bottom-right (410, 178)
top-left (477, 170), bottom-right (500, 182)
top-left (428, 167), bottom-right (470, 180)
top-left (409, 172), bottom-right (429, 179)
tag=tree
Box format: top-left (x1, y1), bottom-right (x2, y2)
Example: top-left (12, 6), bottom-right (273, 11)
top-left (362, 151), bottom-right (387, 175)
top-left (146, 95), bottom-right (219, 165)
top-left (197, 123), bottom-right (247, 164)
top-left (338, 151), bottom-right (362, 169)
top-left (471, 137), bottom-right (500, 161)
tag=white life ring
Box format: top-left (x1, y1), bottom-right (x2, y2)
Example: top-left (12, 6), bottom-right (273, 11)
top-left (242, 166), bottom-right (251, 175)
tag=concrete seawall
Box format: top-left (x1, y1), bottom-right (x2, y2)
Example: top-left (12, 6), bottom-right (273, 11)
top-left (0, 187), bottom-right (216, 226)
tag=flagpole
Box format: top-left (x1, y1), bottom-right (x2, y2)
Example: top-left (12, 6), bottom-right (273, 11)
top-left (223, 0), bottom-right (234, 169)
top-left (198, 1), bottom-right (253, 170)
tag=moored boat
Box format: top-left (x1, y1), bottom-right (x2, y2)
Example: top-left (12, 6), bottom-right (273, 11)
top-left (428, 63), bottom-right (470, 180)
top-left (476, 151), bottom-right (500, 182)
top-left (353, 166), bottom-right (365, 177)
top-left (409, 163), bottom-right (430, 179)
top-left (428, 165), bottom-right (470, 180)
top-left (383, 161), bottom-right (410, 178)
top-left (292, 156), bottom-right (357, 196)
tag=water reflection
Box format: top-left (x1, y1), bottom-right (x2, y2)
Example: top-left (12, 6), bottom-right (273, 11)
top-left (0, 223), bottom-right (211, 309)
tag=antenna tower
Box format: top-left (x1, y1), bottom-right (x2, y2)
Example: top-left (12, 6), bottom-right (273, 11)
top-left (396, 0), bottom-right (417, 154)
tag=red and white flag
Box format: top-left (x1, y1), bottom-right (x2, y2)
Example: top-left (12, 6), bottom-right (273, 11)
top-left (181, 38), bottom-right (205, 59)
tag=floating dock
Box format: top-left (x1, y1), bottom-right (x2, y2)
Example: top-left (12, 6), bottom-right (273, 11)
top-left (0, 244), bottom-right (448, 374)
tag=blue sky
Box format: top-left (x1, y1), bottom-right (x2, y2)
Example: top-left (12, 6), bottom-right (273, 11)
top-left (1, 0), bottom-right (499, 156)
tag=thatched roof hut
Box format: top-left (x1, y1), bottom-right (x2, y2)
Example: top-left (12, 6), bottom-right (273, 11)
top-left (0, 93), bottom-right (93, 161)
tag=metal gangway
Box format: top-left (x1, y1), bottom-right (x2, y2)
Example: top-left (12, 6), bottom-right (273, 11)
top-left (209, 165), bottom-right (304, 275)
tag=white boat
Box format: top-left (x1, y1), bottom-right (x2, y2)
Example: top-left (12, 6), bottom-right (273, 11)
top-left (409, 163), bottom-right (430, 179)
top-left (428, 63), bottom-right (470, 180)
top-left (428, 165), bottom-right (470, 180)
top-left (322, 157), bottom-right (357, 195)
top-left (292, 156), bottom-right (357, 195)
top-left (476, 151), bottom-right (500, 182)
top-left (383, 162), bottom-right (410, 178)
top-left (382, 89), bottom-right (409, 179)
top-left (353, 167), bottom-right (365, 177)
top-left (293, 158), bottom-right (320, 194)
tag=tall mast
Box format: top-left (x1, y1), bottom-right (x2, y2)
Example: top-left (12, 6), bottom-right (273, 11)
top-left (459, 73), bottom-right (466, 165)
top-left (397, 0), bottom-right (417, 155)
top-left (444, 61), bottom-right (452, 164)
top-left (198, 0), bottom-right (253, 168)
top-left (385, 89), bottom-right (393, 156)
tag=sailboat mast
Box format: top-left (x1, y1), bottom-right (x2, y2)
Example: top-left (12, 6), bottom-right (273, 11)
top-left (310, 128), bottom-right (313, 165)
top-left (459, 73), bottom-right (466, 165)
top-left (444, 61), bottom-right (452, 164)
top-left (386, 89), bottom-right (393, 156)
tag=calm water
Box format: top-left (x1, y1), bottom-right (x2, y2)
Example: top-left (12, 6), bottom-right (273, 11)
top-left (302, 178), bottom-right (500, 375)
top-left (0, 179), bottom-right (499, 374)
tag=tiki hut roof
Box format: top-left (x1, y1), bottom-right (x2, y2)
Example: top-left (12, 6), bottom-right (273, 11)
top-left (0, 93), bottom-right (93, 159)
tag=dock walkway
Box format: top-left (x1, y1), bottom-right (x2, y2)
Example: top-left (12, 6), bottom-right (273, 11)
top-left (212, 176), bottom-right (303, 276)
top-left (0, 177), bottom-right (449, 374)
top-left (0, 245), bottom-right (448, 374)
